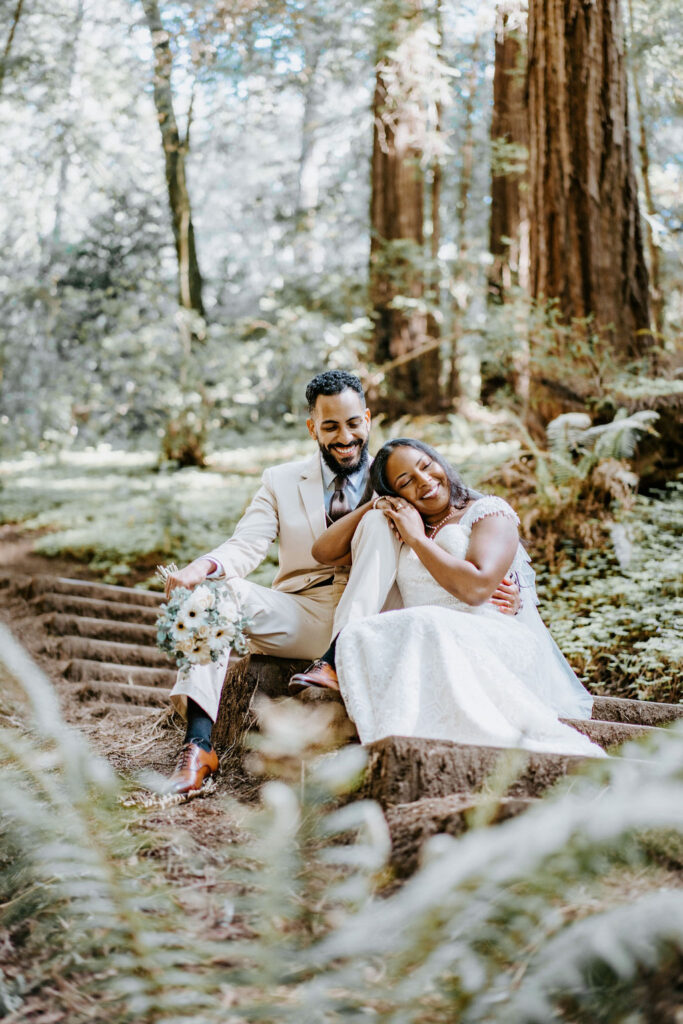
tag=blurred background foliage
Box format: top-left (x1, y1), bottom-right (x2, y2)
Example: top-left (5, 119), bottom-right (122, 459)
top-left (1, 0), bottom-right (680, 452)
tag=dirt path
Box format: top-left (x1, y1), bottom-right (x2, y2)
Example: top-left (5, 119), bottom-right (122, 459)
top-left (0, 538), bottom-right (258, 883)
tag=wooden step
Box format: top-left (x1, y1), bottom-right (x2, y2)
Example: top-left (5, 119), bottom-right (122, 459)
top-left (26, 575), bottom-right (163, 607)
top-left (43, 612), bottom-right (157, 647)
top-left (213, 654), bottom-right (308, 748)
top-left (47, 635), bottom-right (170, 669)
top-left (63, 658), bottom-right (176, 688)
top-left (591, 695), bottom-right (683, 726)
top-left (33, 593), bottom-right (161, 624)
top-left (385, 794), bottom-right (536, 879)
top-left (563, 717), bottom-right (655, 749)
top-left (74, 679), bottom-right (171, 707)
top-left (361, 736), bottom-right (598, 807)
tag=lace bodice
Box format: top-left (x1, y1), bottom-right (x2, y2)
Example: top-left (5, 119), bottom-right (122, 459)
top-left (397, 495), bottom-right (524, 613)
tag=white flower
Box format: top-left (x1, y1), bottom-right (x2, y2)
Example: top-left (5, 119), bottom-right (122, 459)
top-left (176, 635), bottom-right (196, 655)
top-left (188, 635), bottom-right (213, 665)
top-left (172, 617), bottom-right (190, 641)
top-left (209, 630), bottom-right (231, 654)
top-left (189, 585), bottom-right (215, 611)
top-left (217, 595), bottom-right (239, 623)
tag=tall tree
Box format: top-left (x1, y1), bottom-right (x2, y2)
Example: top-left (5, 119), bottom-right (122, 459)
top-left (369, 2), bottom-right (440, 412)
top-left (488, 4), bottom-right (528, 302)
top-left (50, 0), bottom-right (85, 251)
top-left (527, 0), bottom-right (650, 357)
top-left (626, 0), bottom-right (662, 337)
top-left (141, 0), bottom-right (204, 316)
top-left (0, 0), bottom-right (24, 96)
top-left (447, 28), bottom-right (484, 402)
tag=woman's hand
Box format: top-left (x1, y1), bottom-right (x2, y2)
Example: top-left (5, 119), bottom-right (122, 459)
top-left (382, 497), bottom-right (426, 547)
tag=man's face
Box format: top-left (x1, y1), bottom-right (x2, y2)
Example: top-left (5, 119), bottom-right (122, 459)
top-left (307, 389), bottom-right (371, 477)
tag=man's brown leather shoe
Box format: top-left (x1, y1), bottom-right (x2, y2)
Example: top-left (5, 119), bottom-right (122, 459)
top-left (289, 660), bottom-right (341, 700)
top-left (167, 742), bottom-right (219, 794)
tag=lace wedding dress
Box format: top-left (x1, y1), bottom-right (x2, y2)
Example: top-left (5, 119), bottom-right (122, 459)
top-left (336, 496), bottom-right (604, 757)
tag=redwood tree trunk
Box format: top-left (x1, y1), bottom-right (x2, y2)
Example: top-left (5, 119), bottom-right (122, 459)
top-left (489, 7), bottom-right (529, 301)
top-left (627, 0), bottom-right (662, 337)
top-left (527, 0), bottom-right (649, 356)
top-left (141, 0), bottom-right (204, 316)
top-left (369, 4), bottom-right (439, 412)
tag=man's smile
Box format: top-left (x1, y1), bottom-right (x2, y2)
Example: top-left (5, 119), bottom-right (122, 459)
top-left (330, 442), bottom-right (361, 458)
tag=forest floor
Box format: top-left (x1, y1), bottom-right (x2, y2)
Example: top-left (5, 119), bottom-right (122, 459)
top-left (1, 436), bottom-right (681, 1022)
top-left (2, 519), bottom-right (683, 1024)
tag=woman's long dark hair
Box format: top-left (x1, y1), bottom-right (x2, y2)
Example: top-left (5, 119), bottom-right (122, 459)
top-left (371, 438), bottom-right (470, 511)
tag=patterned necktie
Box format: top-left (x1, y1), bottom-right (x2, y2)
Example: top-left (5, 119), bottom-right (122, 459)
top-left (329, 475), bottom-right (351, 521)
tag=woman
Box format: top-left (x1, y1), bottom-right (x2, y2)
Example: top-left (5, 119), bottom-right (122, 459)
top-left (314, 438), bottom-right (603, 757)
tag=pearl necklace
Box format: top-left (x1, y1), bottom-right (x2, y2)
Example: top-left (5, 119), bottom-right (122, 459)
top-left (425, 505), bottom-right (457, 537)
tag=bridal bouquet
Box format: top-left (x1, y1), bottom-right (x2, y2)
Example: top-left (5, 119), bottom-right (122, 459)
top-left (156, 580), bottom-right (251, 675)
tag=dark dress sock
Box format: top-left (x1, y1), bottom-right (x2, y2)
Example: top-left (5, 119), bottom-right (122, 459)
top-left (184, 698), bottom-right (214, 751)
top-left (319, 635), bottom-right (338, 670)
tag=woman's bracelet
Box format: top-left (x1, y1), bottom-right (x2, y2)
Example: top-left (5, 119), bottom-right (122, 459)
top-left (372, 495), bottom-right (386, 510)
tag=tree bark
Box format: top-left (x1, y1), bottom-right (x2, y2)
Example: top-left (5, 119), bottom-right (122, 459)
top-left (294, 31), bottom-right (323, 267)
top-left (0, 0), bottom-right (24, 96)
top-left (369, 2), bottom-right (439, 412)
top-left (489, 6), bottom-right (529, 301)
top-left (51, 0), bottom-right (84, 251)
top-left (141, 0), bottom-right (204, 316)
top-left (626, 0), bottom-right (662, 337)
top-left (447, 31), bottom-right (483, 402)
top-left (527, 0), bottom-right (650, 357)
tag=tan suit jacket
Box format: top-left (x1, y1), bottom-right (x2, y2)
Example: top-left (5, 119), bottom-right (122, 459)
top-left (204, 453), bottom-right (343, 594)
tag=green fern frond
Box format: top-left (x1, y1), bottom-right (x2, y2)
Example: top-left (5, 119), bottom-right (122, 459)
top-left (546, 412), bottom-right (593, 458)
top-left (506, 891), bottom-right (683, 1023)
top-left (585, 409), bottom-right (660, 460)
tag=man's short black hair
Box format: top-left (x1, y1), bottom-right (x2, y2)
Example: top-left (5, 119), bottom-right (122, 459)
top-left (305, 370), bottom-right (365, 412)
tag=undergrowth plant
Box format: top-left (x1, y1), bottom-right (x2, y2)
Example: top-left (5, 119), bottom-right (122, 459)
top-left (1, 626), bottom-right (683, 1022)
top-left (483, 407), bottom-right (660, 564)
top-left (539, 482), bottom-right (682, 705)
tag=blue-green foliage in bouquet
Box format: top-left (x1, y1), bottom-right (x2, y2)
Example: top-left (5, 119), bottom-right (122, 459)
top-left (156, 581), bottom-right (251, 672)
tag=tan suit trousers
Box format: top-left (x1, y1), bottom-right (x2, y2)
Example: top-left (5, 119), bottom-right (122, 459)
top-left (170, 510), bottom-right (401, 721)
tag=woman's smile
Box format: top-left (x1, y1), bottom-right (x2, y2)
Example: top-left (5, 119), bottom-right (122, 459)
top-left (420, 482), bottom-right (442, 501)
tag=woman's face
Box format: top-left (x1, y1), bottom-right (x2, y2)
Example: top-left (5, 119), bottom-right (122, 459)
top-left (385, 446), bottom-right (451, 521)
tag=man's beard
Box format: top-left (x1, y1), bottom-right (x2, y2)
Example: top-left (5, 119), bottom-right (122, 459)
top-left (319, 439), bottom-right (369, 478)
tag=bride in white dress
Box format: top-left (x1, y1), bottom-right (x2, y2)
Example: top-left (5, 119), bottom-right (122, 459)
top-left (323, 439), bottom-right (604, 758)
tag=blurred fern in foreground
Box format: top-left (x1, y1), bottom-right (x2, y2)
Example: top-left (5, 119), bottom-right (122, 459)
top-left (1, 626), bottom-right (682, 1022)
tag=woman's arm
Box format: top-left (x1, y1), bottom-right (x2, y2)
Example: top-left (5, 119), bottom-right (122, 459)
top-left (385, 504), bottom-right (518, 606)
top-left (311, 499), bottom-right (375, 566)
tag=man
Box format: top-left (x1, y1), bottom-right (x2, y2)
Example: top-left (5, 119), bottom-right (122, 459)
top-left (163, 370), bottom-right (520, 792)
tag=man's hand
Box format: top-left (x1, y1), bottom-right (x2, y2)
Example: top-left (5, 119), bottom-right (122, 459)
top-left (164, 557), bottom-right (215, 600)
top-left (489, 575), bottom-right (521, 616)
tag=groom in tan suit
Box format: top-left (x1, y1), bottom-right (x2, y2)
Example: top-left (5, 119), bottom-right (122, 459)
top-left (163, 370), bottom-right (402, 791)
top-left (163, 369), bottom-right (520, 792)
